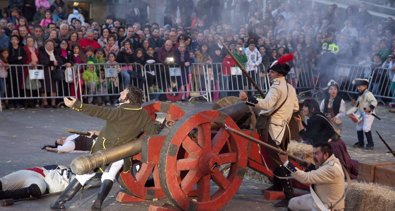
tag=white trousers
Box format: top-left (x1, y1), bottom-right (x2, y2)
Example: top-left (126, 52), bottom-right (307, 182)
top-left (75, 159), bottom-right (124, 185)
top-left (0, 170), bottom-right (47, 194)
top-left (288, 193), bottom-right (318, 211)
top-left (356, 112), bottom-right (375, 132)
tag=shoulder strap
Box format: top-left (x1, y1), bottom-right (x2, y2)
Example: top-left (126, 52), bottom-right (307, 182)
top-left (270, 83), bottom-right (289, 116)
top-left (310, 161), bottom-right (349, 211)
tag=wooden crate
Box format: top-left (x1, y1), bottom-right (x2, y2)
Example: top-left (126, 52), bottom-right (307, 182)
top-left (357, 162), bottom-right (394, 183)
top-left (375, 164), bottom-right (395, 187)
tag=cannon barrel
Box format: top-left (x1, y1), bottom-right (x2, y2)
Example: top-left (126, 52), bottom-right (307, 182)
top-left (218, 102), bottom-right (251, 123)
top-left (70, 138), bottom-right (143, 175)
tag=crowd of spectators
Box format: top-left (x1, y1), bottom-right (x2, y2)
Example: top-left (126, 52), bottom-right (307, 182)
top-left (0, 0), bottom-right (394, 109)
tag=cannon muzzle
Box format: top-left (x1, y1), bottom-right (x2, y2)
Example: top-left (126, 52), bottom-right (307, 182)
top-left (218, 102), bottom-right (251, 123)
top-left (71, 138), bottom-right (143, 175)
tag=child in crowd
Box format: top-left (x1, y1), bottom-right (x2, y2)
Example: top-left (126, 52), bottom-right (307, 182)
top-left (0, 49), bottom-right (9, 99)
top-left (85, 46), bottom-right (97, 63)
top-left (105, 52), bottom-right (120, 105)
top-left (39, 10), bottom-right (53, 27)
top-left (95, 48), bottom-right (106, 64)
top-left (82, 61), bottom-right (99, 104)
top-left (351, 78), bottom-right (378, 150)
top-left (98, 68), bottom-right (110, 106)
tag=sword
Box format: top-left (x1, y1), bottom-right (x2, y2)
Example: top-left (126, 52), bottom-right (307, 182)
top-left (371, 113), bottom-right (381, 120)
top-left (376, 131), bottom-right (395, 158)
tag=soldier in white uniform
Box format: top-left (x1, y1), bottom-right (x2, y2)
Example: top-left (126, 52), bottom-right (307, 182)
top-left (352, 78), bottom-right (378, 150)
top-left (240, 53), bottom-right (299, 207)
top-left (279, 143), bottom-right (346, 211)
top-left (0, 165), bottom-right (74, 200)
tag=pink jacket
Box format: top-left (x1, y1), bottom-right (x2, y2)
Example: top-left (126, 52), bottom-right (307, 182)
top-left (40, 18), bottom-right (53, 27)
top-left (35, 0), bottom-right (50, 10)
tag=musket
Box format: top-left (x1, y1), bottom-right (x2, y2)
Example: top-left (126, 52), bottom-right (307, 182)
top-left (66, 129), bottom-right (91, 136)
top-left (225, 124), bottom-right (312, 165)
top-left (219, 39), bottom-right (266, 98)
top-left (376, 131), bottom-right (395, 158)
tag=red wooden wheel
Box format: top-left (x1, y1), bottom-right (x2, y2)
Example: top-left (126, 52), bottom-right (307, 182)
top-left (116, 102), bottom-right (185, 201)
top-left (118, 153), bottom-right (165, 200)
top-left (159, 110), bottom-right (248, 211)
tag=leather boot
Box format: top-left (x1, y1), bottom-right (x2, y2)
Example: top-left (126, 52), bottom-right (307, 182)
top-left (91, 180), bottom-right (113, 210)
top-left (0, 184), bottom-right (42, 200)
top-left (273, 167), bottom-right (294, 207)
top-left (353, 130), bottom-right (364, 148)
top-left (51, 179), bottom-right (82, 210)
top-left (365, 131), bottom-right (374, 150)
top-left (262, 167), bottom-right (283, 194)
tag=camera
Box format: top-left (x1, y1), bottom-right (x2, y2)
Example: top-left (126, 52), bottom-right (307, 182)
top-left (166, 57), bottom-right (175, 63)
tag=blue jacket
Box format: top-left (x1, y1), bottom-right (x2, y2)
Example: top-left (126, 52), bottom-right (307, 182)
top-left (0, 34), bottom-right (10, 50)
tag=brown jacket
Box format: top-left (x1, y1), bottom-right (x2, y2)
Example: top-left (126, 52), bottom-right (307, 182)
top-left (71, 101), bottom-right (157, 170)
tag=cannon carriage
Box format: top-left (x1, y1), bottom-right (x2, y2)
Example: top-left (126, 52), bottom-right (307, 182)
top-left (71, 101), bottom-right (306, 211)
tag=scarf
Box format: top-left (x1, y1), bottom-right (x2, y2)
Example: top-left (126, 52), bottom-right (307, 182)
top-left (45, 48), bottom-right (57, 62)
top-left (29, 47), bottom-right (38, 64)
top-left (61, 49), bottom-right (67, 58)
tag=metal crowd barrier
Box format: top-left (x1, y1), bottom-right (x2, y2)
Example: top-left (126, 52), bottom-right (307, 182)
top-left (290, 62), bottom-right (316, 91)
top-left (75, 63), bottom-right (146, 105)
top-left (3, 63), bottom-right (392, 112)
top-left (334, 63), bottom-right (395, 100)
top-left (0, 64), bottom-right (79, 111)
top-left (143, 62), bottom-right (271, 102)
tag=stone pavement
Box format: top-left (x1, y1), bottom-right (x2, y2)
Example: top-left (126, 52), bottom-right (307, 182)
top-left (0, 102), bottom-right (394, 210)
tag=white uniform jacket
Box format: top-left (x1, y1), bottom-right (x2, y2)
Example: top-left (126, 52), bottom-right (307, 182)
top-left (292, 155), bottom-right (345, 210)
top-left (256, 77), bottom-right (299, 145)
top-left (357, 89), bottom-right (378, 112)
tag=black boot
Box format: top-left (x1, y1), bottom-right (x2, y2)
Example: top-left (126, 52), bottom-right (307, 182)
top-left (365, 131), bottom-right (374, 150)
top-left (353, 131), bottom-right (364, 148)
top-left (0, 184), bottom-right (42, 200)
top-left (51, 179), bottom-right (82, 210)
top-left (273, 167), bottom-right (294, 207)
top-left (91, 180), bottom-right (113, 210)
top-left (262, 167), bottom-right (283, 194)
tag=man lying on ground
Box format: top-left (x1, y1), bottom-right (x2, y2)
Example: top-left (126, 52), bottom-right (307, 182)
top-left (0, 165), bottom-right (74, 200)
top-left (42, 131), bottom-right (99, 153)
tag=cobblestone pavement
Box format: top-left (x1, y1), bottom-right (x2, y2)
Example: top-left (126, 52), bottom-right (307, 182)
top-left (0, 102), bottom-right (394, 210)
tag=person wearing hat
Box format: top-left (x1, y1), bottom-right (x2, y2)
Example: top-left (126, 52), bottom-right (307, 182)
top-left (320, 79), bottom-right (346, 132)
top-left (240, 53), bottom-right (299, 207)
top-left (352, 78), bottom-right (377, 150)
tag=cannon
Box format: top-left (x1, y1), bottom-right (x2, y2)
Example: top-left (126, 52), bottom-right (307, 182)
top-left (70, 100), bottom-right (306, 210)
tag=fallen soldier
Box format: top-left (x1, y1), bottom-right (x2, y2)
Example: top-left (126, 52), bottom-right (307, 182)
top-left (42, 132), bottom-right (98, 153)
top-left (0, 165), bottom-right (74, 201)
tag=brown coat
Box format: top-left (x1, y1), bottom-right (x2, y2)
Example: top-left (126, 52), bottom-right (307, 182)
top-left (71, 101), bottom-right (157, 170)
